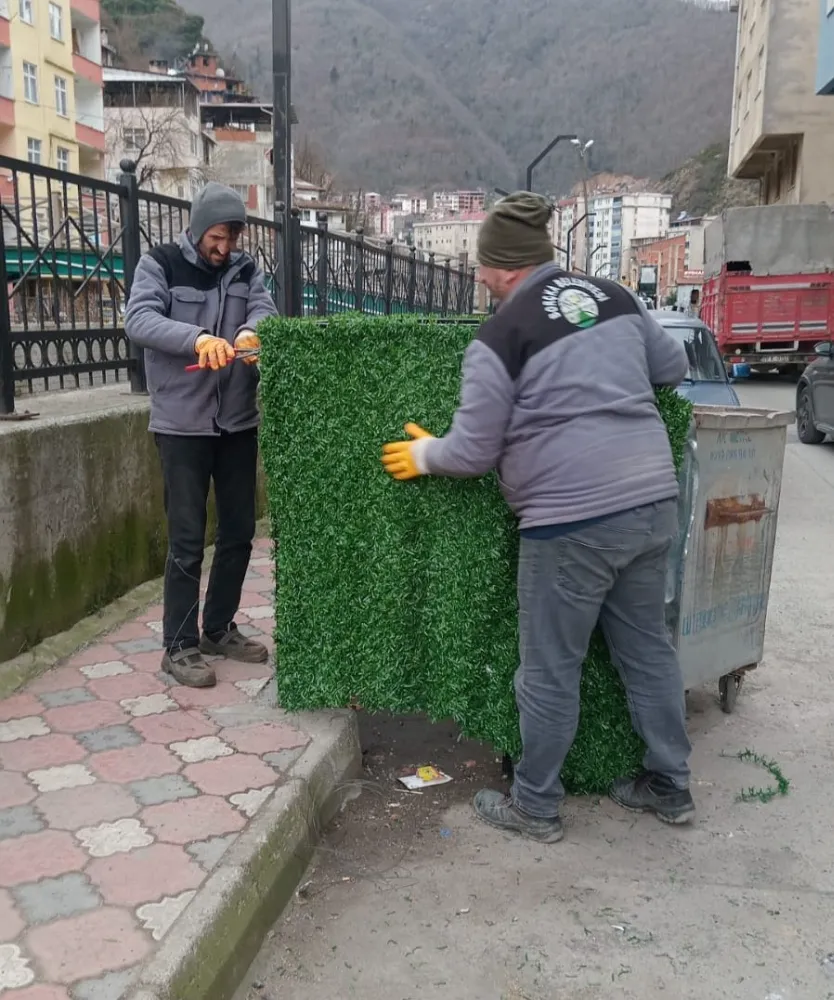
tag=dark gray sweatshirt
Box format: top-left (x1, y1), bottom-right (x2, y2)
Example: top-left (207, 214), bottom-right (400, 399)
top-left (414, 264), bottom-right (689, 530)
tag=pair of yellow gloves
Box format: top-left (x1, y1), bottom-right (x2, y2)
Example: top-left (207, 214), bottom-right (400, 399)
top-left (381, 423), bottom-right (434, 480)
top-left (194, 330), bottom-right (260, 370)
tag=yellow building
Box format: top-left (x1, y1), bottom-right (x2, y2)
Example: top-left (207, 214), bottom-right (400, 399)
top-left (0, 0), bottom-right (104, 176)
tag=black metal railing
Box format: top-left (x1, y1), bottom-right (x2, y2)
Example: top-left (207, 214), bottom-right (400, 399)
top-left (0, 155), bottom-right (476, 414)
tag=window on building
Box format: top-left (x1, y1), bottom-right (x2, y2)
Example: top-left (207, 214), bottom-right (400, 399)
top-left (756, 46), bottom-right (765, 92)
top-left (745, 69), bottom-right (753, 114)
top-left (56, 146), bottom-right (70, 172)
top-left (27, 137), bottom-right (41, 165)
top-left (20, 0), bottom-right (33, 23)
top-left (54, 75), bottom-right (68, 117)
top-left (231, 184), bottom-right (249, 200)
top-left (23, 62), bottom-right (38, 103)
top-left (49, 1), bottom-right (63, 39)
top-left (189, 132), bottom-right (198, 156)
top-left (123, 128), bottom-right (147, 151)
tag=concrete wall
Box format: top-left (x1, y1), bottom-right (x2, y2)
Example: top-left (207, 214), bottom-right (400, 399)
top-left (0, 388), bottom-right (265, 665)
top-left (704, 204), bottom-right (834, 277)
top-left (817, 0), bottom-right (834, 94)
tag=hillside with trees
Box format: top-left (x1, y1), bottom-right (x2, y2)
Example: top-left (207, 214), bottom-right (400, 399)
top-left (101, 0), bottom-right (206, 67)
top-left (660, 140), bottom-right (760, 218)
top-left (177, 0), bottom-right (738, 193)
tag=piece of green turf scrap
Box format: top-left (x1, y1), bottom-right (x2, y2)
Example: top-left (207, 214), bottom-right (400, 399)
top-left (259, 314), bottom-right (693, 795)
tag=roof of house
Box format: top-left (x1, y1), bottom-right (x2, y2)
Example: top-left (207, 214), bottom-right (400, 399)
top-left (413, 211), bottom-right (486, 226)
top-left (103, 68), bottom-right (192, 85)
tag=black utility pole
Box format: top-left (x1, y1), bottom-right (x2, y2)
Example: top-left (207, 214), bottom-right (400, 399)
top-left (526, 134), bottom-right (577, 192)
top-left (273, 0), bottom-right (293, 315)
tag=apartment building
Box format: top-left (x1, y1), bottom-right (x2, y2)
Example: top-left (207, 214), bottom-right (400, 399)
top-left (729, 0), bottom-right (834, 204)
top-left (631, 233), bottom-right (688, 303)
top-left (585, 191), bottom-right (672, 279)
top-left (556, 197), bottom-right (583, 271)
top-left (104, 68), bottom-right (213, 199)
top-left (392, 193), bottom-right (428, 216)
top-left (202, 101), bottom-right (273, 217)
top-left (431, 189), bottom-right (485, 216)
top-left (0, 0), bottom-right (104, 175)
top-left (412, 212), bottom-right (485, 266)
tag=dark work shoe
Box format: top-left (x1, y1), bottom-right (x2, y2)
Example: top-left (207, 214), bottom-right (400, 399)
top-left (200, 626), bottom-right (268, 664)
top-left (610, 772), bottom-right (696, 825)
top-left (473, 789), bottom-right (563, 843)
top-left (162, 647), bottom-right (217, 688)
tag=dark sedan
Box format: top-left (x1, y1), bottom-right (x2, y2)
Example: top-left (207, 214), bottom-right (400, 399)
top-left (796, 341), bottom-right (834, 444)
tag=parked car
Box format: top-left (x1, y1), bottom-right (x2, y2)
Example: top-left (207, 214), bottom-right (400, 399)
top-left (650, 312), bottom-right (741, 407)
top-left (796, 341), bottom-right (834, 444)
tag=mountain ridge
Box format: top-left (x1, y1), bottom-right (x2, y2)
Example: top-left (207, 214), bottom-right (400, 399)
top-left (177, 0), bottom-right (738, 193)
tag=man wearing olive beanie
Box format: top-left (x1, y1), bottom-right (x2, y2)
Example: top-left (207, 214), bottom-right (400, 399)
top-left (382, 192), bottom-right (694, 842)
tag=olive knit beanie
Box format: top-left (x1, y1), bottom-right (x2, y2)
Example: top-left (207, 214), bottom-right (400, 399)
top-left (189, 182), bottom-right (247, 244)
top-left (477, 192), bottom-right (554, 269)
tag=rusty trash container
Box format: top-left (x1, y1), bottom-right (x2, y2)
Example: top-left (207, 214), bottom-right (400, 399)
top-left (667, 406), bottom-right (794, 712)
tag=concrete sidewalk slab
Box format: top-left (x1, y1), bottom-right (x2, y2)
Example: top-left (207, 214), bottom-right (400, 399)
top-left (0, 537), bottom-right (361, 1000)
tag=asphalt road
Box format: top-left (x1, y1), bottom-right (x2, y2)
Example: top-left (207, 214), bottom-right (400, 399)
top-left (244, 378), bottom-right (834, 1000)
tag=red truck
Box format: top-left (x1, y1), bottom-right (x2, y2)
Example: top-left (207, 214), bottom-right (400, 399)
top-left (700, 205), bottom-right (834, 376)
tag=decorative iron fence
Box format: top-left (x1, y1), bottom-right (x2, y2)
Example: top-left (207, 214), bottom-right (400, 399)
top-left (0, 155), bottom-right (476, 414)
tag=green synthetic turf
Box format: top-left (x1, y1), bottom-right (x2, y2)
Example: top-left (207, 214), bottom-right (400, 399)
top-left (259, 314), bottom-right (692, 794)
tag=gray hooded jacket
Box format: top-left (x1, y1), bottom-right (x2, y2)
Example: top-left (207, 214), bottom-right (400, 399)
top-left (125, 231), bottom-right (276, 436)
top-left (417, 264), bottom-right (689, 530)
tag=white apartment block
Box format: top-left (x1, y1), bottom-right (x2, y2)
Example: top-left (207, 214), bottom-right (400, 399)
top-left (392, 193), bottom-right (428, 216)
top-left (587, 191), bottom-right (672, 279)
top-left (412, 213), bottom-right (485, 264)
top-left (432, 190), bottom-right (460, 214)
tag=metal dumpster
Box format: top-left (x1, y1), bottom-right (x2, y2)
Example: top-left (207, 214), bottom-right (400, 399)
top-left (667, 406), bottom-right (794, 712)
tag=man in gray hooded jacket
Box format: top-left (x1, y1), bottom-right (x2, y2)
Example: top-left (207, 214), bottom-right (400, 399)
top-left (382, 192), bottom-right (694, 842)
top-left (125, 182), bottom-right (276, 689)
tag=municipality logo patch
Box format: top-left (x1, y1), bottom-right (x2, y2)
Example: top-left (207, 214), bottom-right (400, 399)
top-left (542, 277), bottom-right (609, 328)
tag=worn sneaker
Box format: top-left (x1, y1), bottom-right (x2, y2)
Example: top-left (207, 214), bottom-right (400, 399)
top-left (161, 647), bottom-right (217, 688)
top-left (199, 626), bottom-right (268, 664)
top-left (610, 772), bottom-right (696, 825)
top-left (473, 789), bottom-right (564, 843)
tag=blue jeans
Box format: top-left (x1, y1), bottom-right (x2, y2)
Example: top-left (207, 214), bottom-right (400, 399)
top-left (511, 499), bottom-right (691, 818)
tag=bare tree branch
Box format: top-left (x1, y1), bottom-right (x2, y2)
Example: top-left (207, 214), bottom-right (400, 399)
top-left (106, 104), bottom-right (201, 193)
top-left (294, 133), bottom-right (334, 198)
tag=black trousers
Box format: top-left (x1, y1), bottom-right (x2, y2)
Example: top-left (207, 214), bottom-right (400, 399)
top-left (155, 429), bottom-right (258, 652)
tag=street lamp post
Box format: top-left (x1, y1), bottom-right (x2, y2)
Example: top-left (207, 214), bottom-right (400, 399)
top-left (273, 0), bottom-right (293, 315)
top-left (526, 133), bottom-right (577, 193)
top-left (570, 138), bottom-right (594, 273)
top-left (589, 244), bottom-right (607, 265)
top-left (565, 212), bottom-right (593, 271)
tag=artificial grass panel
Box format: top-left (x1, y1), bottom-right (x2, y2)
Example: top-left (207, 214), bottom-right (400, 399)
top-left (259, 315), bottom-right (693, 794)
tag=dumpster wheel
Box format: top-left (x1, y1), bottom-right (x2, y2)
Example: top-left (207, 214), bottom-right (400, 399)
top-left (719, 671), bottom-right (745, 714)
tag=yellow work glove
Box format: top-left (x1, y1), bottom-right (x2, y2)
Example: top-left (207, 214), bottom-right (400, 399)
top-left (195, 334), bottom-right (235, 371)
top-left (234, 329), bottom-right (261, 365)
top-left (381, 423), bottom-right (435, 480)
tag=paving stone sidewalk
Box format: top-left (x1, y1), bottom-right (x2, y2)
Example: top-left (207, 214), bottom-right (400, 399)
top-left (0, 539), bottom-right (306, 999)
